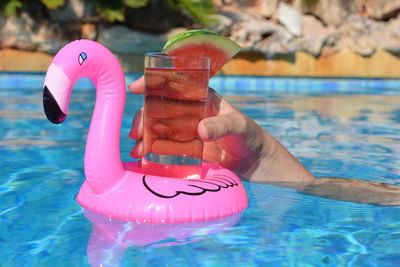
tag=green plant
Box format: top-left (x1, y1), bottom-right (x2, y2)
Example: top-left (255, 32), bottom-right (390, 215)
top-left (94, 0), bottom-right (216, 24)
top-left (0, 0), bottom-right (22, 17)
top-left (0, 0), bottom-right (65, 16)
top-left (0, 0), bottom-right (217, 26)
top-left (41, 0), bottom-right (64, 9)
top-left (123, 0), bottom-right (148, 8)
top-left (94, 0), bottom-right (149, 22)
top-left (303, 0), bottom-right (319, 8)
top-left (166, 0), bottom-right (217, 26)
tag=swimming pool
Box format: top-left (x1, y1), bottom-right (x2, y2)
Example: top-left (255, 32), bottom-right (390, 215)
top-left (1, 73), bottom-right (400, 266)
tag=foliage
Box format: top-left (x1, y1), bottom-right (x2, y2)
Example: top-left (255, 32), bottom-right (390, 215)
top-left (166, 0), bottom-right (217, 26)
top-left (303, 0), bottom-right (319, 8)
top-left (93, 0), bottom-right (216, 24)
top-left (41, 0), bottom-right (65, 9)
top-left (93, 0), bottom-right (125, 22)
top-left (93, 0), bottom-right (149, 22)
top-left (123, 0), bottom-right (148, 8)
top-left (0, 0), bottom-right (22, 17)
top-left (0, 0), bottom-right (216, 26)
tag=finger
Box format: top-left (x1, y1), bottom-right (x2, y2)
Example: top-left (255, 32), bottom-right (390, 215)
top-left (198, 112), bottom-right (248, 141)
top-left (130, 140), bottom-right (143, 158)
top-left (152, 139), bottom-right (203, 159)
top-left (145, 95), bottom-right (204, 119)
top-left (128, 76), bottom-right (145, 94)
top-left (207, 87), bottom-right (236, 116)
top-left (152, 117), bottom-right (199, 142)
top-left (129, 107), bottom-right (144, 140)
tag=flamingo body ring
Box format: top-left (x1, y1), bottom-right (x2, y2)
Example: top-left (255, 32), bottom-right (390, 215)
top-left (43, 40), bottom-right (248, 223)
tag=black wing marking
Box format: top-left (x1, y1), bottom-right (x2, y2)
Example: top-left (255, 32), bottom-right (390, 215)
top-left (142, 175), bottom-right (239, 199)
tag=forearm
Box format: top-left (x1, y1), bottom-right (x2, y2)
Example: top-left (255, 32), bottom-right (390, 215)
top-left (246, 131), bottom-right (315, 186)
top-left (300, 177), bottom-right (400, 206)
top-left (245, 130), bottom-right (400, 206)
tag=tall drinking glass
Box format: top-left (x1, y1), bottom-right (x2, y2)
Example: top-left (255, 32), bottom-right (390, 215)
top-left (142, 53), bottom-right (210, 179)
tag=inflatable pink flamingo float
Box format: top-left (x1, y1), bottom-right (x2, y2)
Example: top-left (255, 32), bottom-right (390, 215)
top-left (43, 40), bottom-right (247, 223)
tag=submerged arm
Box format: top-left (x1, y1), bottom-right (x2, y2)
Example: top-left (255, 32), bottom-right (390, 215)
top-left (299, 177), bottom-right (400, 206)
top-left (249, 133), bottom-right (400, 206)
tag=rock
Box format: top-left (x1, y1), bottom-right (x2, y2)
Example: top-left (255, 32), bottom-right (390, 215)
top-left (32, 22), bottom-right (72, 54)
top-left (230, 16), bottom-right (287, 49)
top-left (356, 0), bottom-right (400, 20)
top-left (260, 0), bottom-right (279, 18)
top-left (0, 11), bottom-right (79, 54)
top-left (98, 26), bottom-right (165, 54)
top-left (297, 15), bottom-right (334, 56)
top-left (348, 14), bottom-right (377, 32)
top-left (334, 15), bottom-right (379, 57)
top-left (81, 23), bottom-right (97, 40)
top-left (228, 11), bottom-right (298, 55)
top-left (388, 16), bottom-right (400, 36)
top-left (293, 0), bottom-right (356, 27)
top-left (349, 36), bottom-right (376, 57)
top-left (277, 2), bottom-right (302, 36)
top-left (48, 0), bottom-right (87, 22)
top-left (1, 0), bottom-right (400, 60)
top-left (376, 17), bottom-right (400, 54)
top-left (37, 39), bottom-right (70, 55)
top-left (209, 13), bottom-right (233, 34)
top-left (0, 13), bottom-right (37, 50)
top-left (217, 10), bottom-right (247, 23)
top-left (338, 15), bottom-right (366, 35)
top-left (215, 0), bottom-right (273, 18)
top-left (258, 31), bottom-right (297, 55)
top-left (212, 0), bottom-right (233, 7)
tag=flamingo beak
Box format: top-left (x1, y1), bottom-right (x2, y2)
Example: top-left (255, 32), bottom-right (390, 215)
top-left (42, 63), bottom-right (72, 124)
top-left (43, 85), bottom-right (67, 124)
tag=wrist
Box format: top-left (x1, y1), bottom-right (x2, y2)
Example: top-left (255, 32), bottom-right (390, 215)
top-left (249, 130), bottom-right (315, 185)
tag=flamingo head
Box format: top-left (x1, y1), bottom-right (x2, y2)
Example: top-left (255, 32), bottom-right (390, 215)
top-left (43, 40), bottom-right (92, 124)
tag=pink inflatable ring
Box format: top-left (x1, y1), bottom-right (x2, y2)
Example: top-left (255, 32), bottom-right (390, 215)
top-left (43, 40), bottom-right (248, 223)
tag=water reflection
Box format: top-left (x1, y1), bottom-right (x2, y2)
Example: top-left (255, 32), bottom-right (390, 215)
top-left (83, 209), bottom-right (242, 267)
top-left (279, 95), bottom-right (400, 123)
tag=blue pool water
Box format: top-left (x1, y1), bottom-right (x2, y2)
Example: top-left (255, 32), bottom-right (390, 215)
top-left (1, 73), bottom-right (400, 266)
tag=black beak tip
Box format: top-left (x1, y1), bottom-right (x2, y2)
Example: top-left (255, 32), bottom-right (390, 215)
top-left (43, 85), bottom-right (67, 124)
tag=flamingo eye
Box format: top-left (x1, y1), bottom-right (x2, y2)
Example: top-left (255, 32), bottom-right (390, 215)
top-left (78, 52), bottom-right (87, 65)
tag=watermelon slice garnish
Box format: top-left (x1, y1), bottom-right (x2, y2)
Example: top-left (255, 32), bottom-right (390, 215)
top-left (163, 29), bottom-right (241, 77)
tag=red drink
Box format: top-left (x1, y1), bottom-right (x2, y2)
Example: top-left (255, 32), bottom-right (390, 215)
top-left (142, 67), bottom-right (209, 178)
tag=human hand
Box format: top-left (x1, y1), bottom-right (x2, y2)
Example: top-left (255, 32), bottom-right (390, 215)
top-left (128, 76), bottom-right (314, 183)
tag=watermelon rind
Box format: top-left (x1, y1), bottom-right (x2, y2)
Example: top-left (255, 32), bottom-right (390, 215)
top-left (163, 29), bottom-right (241, 60)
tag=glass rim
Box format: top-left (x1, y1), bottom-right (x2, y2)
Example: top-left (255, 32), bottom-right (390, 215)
top-left (145, 52), bottom-right (210, 62)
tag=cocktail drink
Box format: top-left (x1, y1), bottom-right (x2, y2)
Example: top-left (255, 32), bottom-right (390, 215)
top-left (142, 53), bottom-right (210, 178)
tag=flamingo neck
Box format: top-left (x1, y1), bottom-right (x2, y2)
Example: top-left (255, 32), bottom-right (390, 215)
top-left (83, 60), bottom-right (126, 194)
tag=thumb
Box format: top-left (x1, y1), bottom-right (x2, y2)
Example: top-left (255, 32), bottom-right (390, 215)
top-left (128, 76), bottom-right (145, 94)
top-left (198, 112), bottom-right (247, 141)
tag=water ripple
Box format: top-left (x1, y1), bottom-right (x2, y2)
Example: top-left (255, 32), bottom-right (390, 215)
top-left (1, 88), bottom-right (400, 266)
